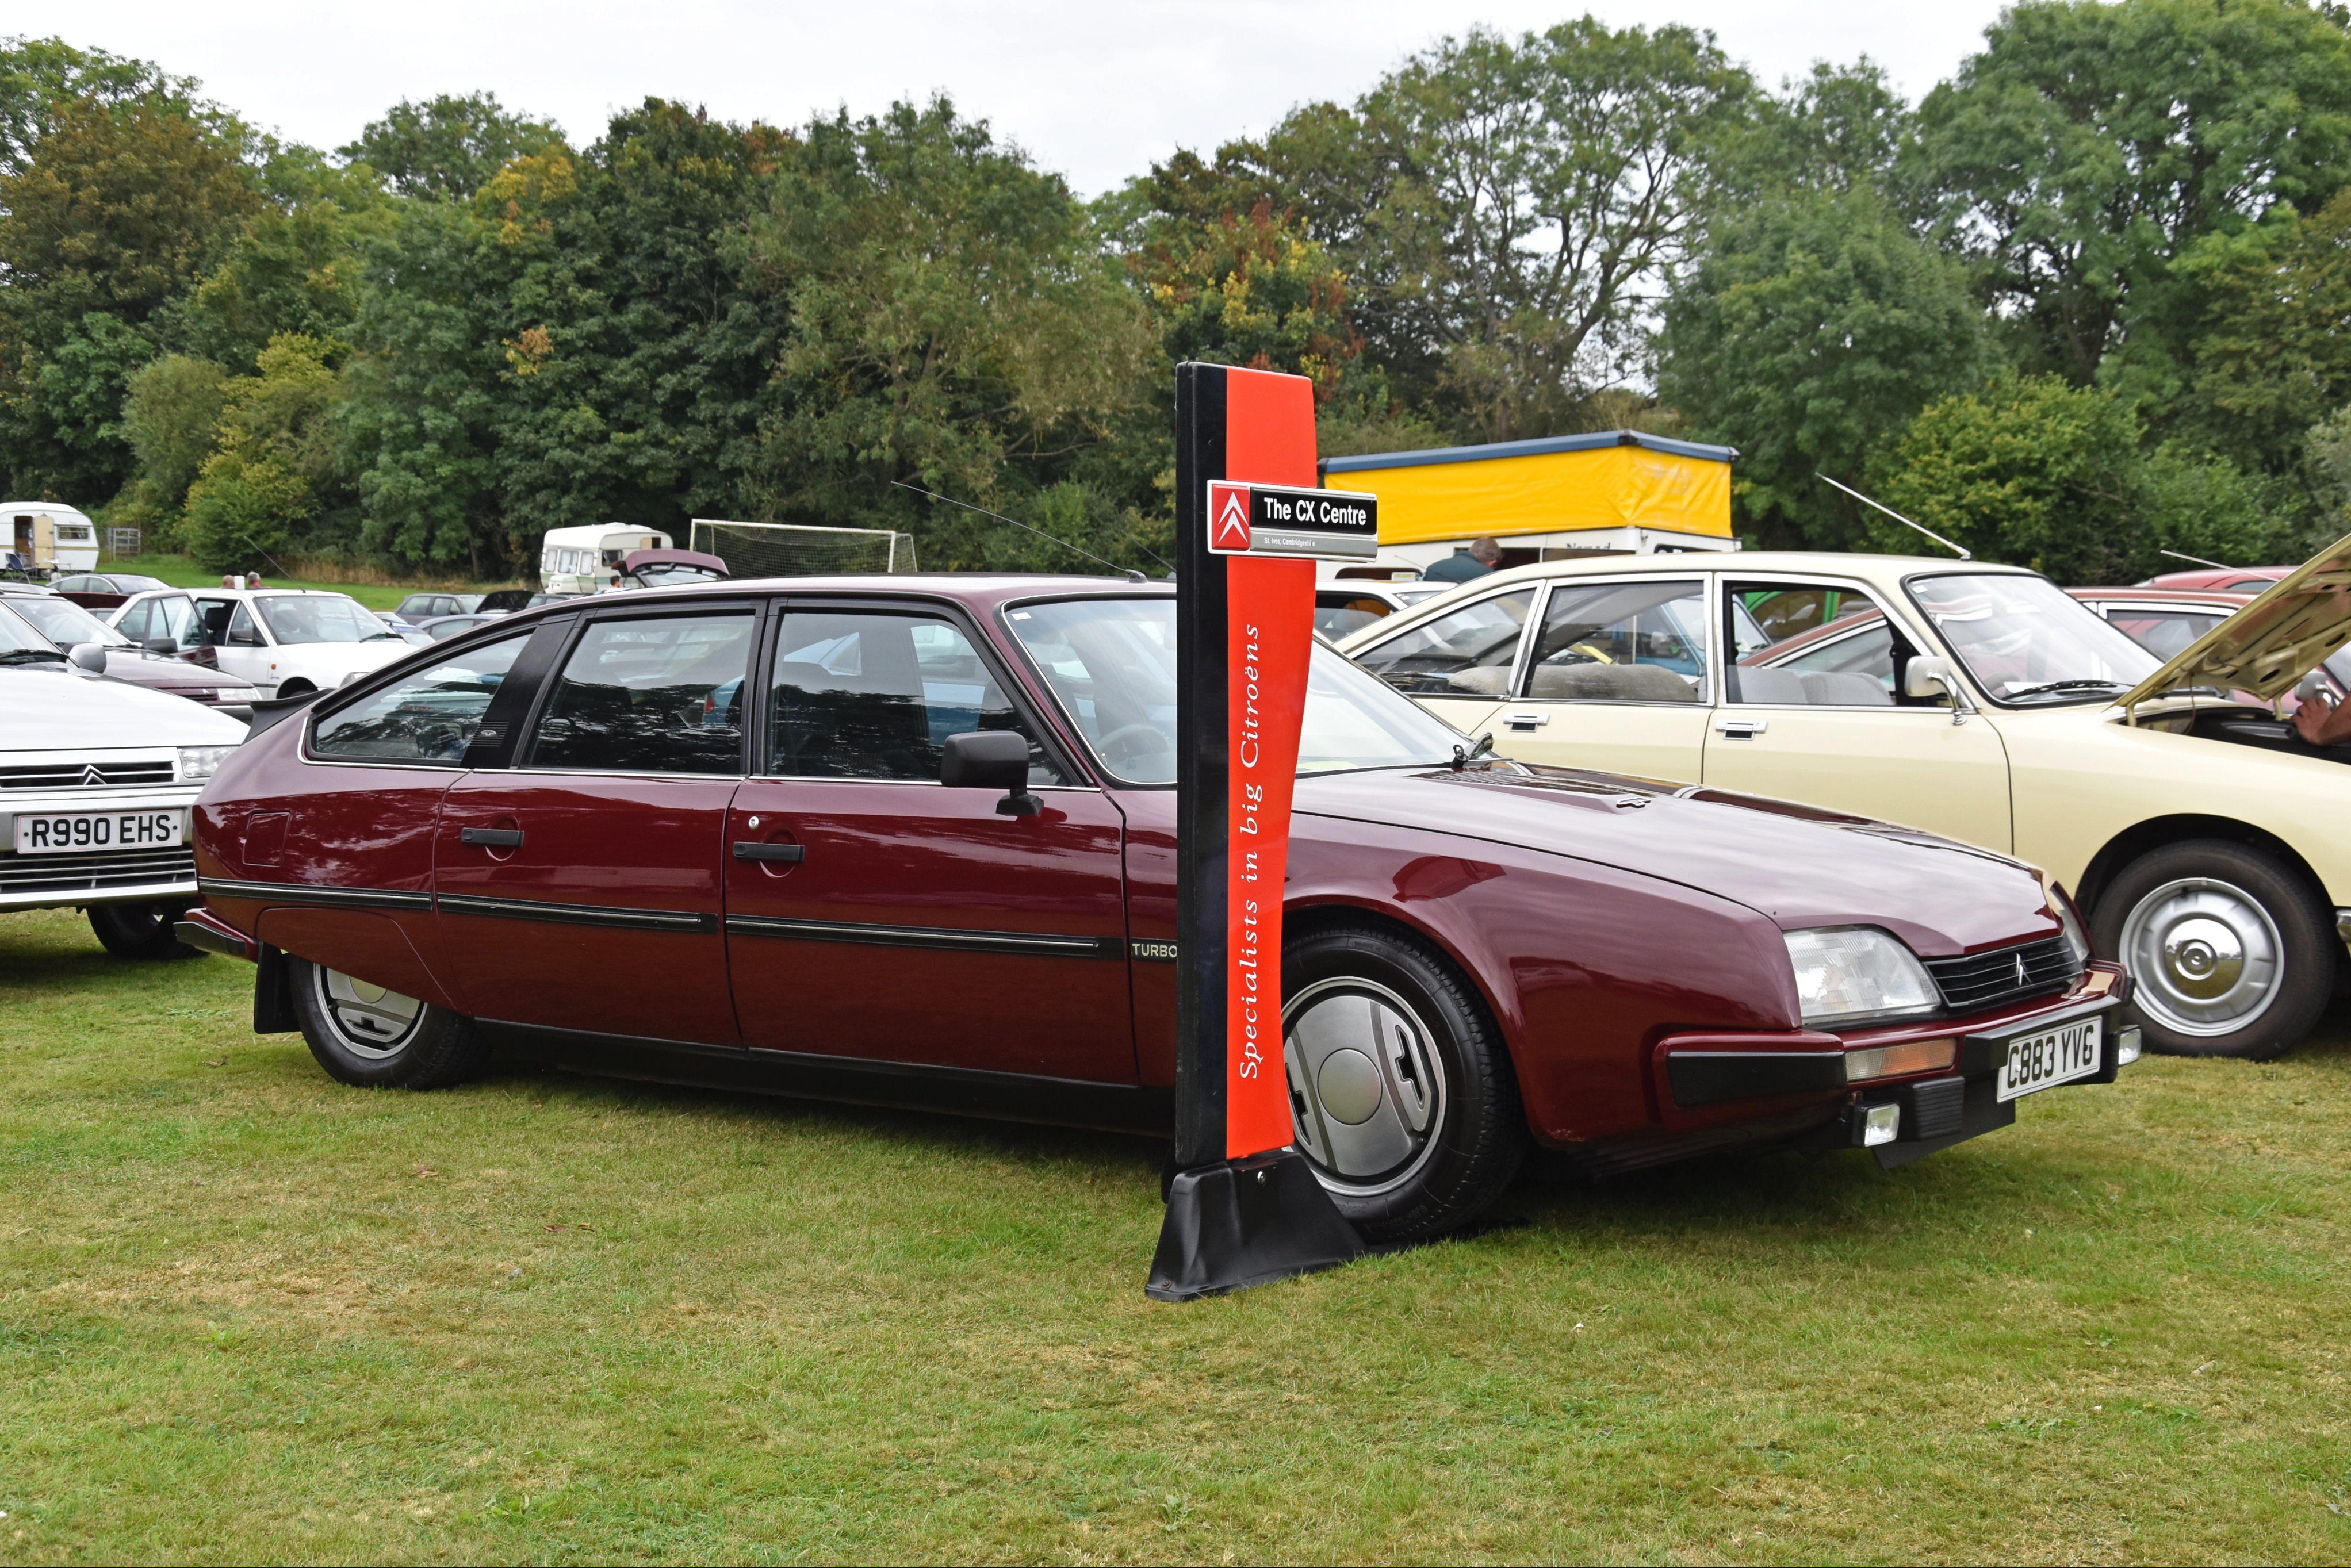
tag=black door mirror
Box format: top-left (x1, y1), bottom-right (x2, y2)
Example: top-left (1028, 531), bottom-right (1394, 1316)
top-left (940, 730), bottom-right (1041, 816)
top-left (144, 638), bottom-right (177, 656)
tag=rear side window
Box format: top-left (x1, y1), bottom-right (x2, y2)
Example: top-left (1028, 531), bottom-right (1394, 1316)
top-left (767, 609), bottom-right (1066, 784)
top-left (526, 613), bottom-right (755, 775)
top-left (312, 634), bottom-right (531, 763)
top-left (1351, 587), bottom-right (1536, 697)
top-left (1522, 579), bottom-right (1707, 703)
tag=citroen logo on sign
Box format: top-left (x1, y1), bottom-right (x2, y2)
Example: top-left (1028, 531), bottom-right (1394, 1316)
top-left (1210, 484), bottom-right (1252, 551)
top-left (79, 764), bottom-right (104, 787)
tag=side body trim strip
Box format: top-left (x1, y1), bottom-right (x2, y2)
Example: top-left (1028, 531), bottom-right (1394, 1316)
top-left (198, 876), bottom-right (431, 911)
top-left (723, 913), bottom-right (1121, 958)
top-left (438, 893), bottom-right (717, 934)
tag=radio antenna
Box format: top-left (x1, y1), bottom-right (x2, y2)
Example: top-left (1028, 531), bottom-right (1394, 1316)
top-left (1820, 474), bottom-right (1972, 561)
top-left (2159, 548), bottom-right (2233, 570)
top-left (892, 482), bottom-right (1169, 578)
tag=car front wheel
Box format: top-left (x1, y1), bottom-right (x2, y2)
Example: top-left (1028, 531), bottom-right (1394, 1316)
top-left (2093, 839), bottom-right (2336, 1060)
top-left (1281, 925), bottom-right (1525, 1243)
top-left (87, 899), bottom-right (201, 960)
top-left (288, 956), bottom-right (489, 1089)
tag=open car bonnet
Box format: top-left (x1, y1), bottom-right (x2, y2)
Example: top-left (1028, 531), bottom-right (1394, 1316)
top-left (2117, 532), bottom-right (2351, 710)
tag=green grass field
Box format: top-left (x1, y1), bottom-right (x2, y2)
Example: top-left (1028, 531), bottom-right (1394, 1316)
top-left (116, 557), bottom-right (520, 613)
top-left (3, 903), bottom-right (2348, 1564)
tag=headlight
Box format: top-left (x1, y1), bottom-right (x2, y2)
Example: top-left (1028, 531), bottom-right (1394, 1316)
top-left (2047, 882), bottom-right (2092, 965)
top-left (177, 745), bottom-right (239, 780)
top-left (1783, 927), bottom-right (1939, 1028)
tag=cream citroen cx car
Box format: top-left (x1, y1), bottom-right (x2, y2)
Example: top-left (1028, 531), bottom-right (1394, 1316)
top-left (1338, 539), bottom-right (2351, 1061)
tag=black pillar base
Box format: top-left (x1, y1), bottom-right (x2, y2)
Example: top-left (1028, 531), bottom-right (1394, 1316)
top-left (1146, 1149), bottom-right (1366, 1301)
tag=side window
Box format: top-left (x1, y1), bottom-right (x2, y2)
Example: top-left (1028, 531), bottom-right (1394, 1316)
top-left (1351, 587), bottom-right (1536, 697)
top-left (768, 609), bottom-right (1067, 784)
top-left (226, 603), bottom-right (264, 646)
top-left (1521, 580), bottom-right (1707, 703)
top-left (1314, 593), bottom-right (1394, 642)
top-left (1727, 582), bottom-right (1905, 707)
top-left (312, 634), bottom-right (530, 763)
top-left (526, 614), bottom-right (756, 774)
top-left (2105, 608), bottom-right (2225, 660)
top-left (116, 600), bottom-right (151, 642)
top-left (155, 596), bottom-right (198, 652)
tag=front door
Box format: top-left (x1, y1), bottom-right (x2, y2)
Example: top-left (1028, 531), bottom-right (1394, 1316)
top-left (725, 604), bottom-right (1136, 1082)
top-left (1488, 575), bottom-right (1714, 783)
top-left (205, 599), bottom-right (273, 689)
top-left (436, 605), bottom-right (760, 1046)
top-left (1702, 579), bottom-right (2013, 849)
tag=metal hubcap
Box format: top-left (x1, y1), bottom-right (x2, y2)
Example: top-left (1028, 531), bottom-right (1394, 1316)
top-left (1282, 977), bottom-right (1448, 1195)
top-left (2120, 877), bottom-right (2284, 1037)
top-left (317, 967), bottom-right (426, 1059)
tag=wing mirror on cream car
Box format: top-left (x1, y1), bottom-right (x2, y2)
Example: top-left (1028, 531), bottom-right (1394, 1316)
top-left (1904, 655), bottom-right (1977, 726)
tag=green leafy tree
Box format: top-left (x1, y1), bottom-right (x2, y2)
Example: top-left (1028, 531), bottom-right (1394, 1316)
top-left (117, 351), bottom-right (227, 528)
top-left (749, 97), bottom-right (1158, 569)
top-left (1868, 373), bottom-right (2285, 581)
top-left (2186, 187), bottom-right (2351, 474)
top-left (0, 35), bottom-right (204, 178)
top-left (182, 145), bottom-right (396, 372)
top-left (1908, 0), bottom-right (2351, 404)
top-left (1659, 185), bottom-right (1985, 547)
top-left (182, 333), bottom-right (346, 570)
top-left (340, 91), bottom-right (566, 201)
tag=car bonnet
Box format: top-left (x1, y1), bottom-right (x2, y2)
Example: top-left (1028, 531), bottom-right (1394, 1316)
top-left (0, 664), bottom-right (247, 746)
top-left (2116, 532), bottom-right (2351, 710)
top-left (1293, 764), bottom-right (2063, 957)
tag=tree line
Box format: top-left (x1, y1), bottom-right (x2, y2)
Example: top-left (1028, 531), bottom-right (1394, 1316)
top-left (5, 1), bottom-right (2351, 584)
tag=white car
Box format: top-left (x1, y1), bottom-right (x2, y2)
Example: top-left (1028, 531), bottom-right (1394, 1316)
top-left (182, 589), bottom-right (416, 699)
top-left (1313, 578), bottom-right (1457, 641)
top-left (0, 611), bottom-right (246, 957)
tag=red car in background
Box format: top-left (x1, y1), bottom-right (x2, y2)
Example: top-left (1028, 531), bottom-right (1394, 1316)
top-left (2143, 566), bottom-right (2297, 595)
top-left (179, 576), bottom-right (2136, 1241)
top-left (2071, 585), bottom-right (2351, 706)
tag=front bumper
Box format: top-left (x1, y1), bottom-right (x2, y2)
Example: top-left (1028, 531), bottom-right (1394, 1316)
top-left (0, 786), bottom-right (203, 910)
top-left (1656, 964), bottom-right (2136, 1168)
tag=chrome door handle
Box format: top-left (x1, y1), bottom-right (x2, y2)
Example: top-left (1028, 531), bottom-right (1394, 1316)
top-left (460, 827), bottom-right (524, 847)
top-left (732, 842), bottom-right (805, 863)
top-left (1503, 711), bottom-right (1549, 730)
top-left (1716, 719), bottom-right (1768, 738)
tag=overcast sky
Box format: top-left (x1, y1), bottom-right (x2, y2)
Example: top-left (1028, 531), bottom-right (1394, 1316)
top-left (14, 1), bottom-right (2011, 195)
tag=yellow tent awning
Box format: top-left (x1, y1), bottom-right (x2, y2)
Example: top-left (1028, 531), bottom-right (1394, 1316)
top-left (1322, 431), bottom-right (1736, 547)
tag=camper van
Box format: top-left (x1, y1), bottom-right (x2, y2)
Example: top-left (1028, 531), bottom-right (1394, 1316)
top-left (539, 524), bottom-right (672, 594)
top-left (3, 503), bottom-right (100, 577)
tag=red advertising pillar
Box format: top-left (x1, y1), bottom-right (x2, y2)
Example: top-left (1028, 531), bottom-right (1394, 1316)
top-left (1147, 362), bottom-right (1381, 1301)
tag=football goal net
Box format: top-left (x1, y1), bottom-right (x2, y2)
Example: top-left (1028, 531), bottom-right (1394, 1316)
top-left (688, 519), bottom-right (919, 578)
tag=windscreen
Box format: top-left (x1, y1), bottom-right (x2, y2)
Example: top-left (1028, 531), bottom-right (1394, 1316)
top-left (4, 594), bottom-right (127, 649)
top-left (255, 595), bottom-right (400, 646)
top-left (1908, 574), bottom-right (2159, 705)
top-left (0, 603), bottom-right (63, 658)
top-left (1005, 596), bottom-right (1463, 785)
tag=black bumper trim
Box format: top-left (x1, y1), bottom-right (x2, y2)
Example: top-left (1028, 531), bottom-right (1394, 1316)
top-left (198, 876), bottom-right (431, 911)
top-left (1666, 1050), bottom-right (1845, 1107)
top-left (723, 914), bottom-right (1123, 959)
top-left (438, 893), bottom-right (717, 934)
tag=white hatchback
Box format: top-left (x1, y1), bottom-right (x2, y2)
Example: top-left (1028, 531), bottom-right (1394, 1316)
top-left (184, 589), bottom-right (416, 699)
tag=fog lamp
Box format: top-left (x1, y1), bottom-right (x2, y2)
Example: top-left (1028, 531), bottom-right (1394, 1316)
top-left (1844, 1038), bottom-right (1957, 1083)
top-left (1858, 1102), bottom-right (1902, 1147)
top-left (2115, 1025), bottom-right (2143, 1067)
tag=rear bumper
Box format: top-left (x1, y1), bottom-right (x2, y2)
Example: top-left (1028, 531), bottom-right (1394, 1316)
top-left (175, 906), bottom-right (256, 960)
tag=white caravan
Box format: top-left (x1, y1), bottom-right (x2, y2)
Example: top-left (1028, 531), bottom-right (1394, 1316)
top-left (539, 524), bottom-right (672, 595)
top-left (3, 503), bottom-right (100, 576)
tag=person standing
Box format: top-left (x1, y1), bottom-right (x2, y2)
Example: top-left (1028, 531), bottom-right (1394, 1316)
top-left (1422, 536), bottom-right (1504, 584)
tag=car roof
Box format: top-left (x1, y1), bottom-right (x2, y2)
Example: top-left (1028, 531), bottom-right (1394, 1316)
top-left (511, 572), bottom-right (1167, 615)
top-left (2070, 586), bottom-right (2254, 607)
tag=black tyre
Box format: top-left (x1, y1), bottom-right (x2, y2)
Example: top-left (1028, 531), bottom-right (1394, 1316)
top-left (1281, 924), bottom-right (1526, 1243)
top-left (2092, 839), bottom-right (2336, 1061)
top-left (288, 954), bottom-right (489, 1089)
top-left (87, 900), bottom-right (201, 960)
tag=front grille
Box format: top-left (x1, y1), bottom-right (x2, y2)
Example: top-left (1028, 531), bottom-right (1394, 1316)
top-left (1923, 936), bottom-right (2081, 1013)
top-left (0, 845), bottom-right (196, 895)
top-left (0, 760), bottom-right (175, 790)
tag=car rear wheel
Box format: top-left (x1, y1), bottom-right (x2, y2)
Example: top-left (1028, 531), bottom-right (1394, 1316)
top-left (1281, 925), bottom-right (1525, 1243)
top-left (2093, 839), bottom-right (2335, 1060)
top-left (87, 899), bottom-right (201, 960)
top-left (289, 956), bottom-right (489, 1089)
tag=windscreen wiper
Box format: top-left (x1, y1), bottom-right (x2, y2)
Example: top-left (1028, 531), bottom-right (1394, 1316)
top-left (0, 648), bottom-right (66, 665)
top-left (2005, 678), bottom-right (2127, 699)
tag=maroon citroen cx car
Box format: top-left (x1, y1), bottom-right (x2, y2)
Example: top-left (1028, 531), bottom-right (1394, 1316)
top-left (179, 576), bottom-right (2136, 1241)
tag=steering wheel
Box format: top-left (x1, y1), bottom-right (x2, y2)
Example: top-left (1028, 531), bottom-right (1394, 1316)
top-left (1097, 722), bottom-right (1170, 765)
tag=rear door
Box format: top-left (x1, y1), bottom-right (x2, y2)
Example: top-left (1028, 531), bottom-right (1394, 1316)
top-left (437, 603), bottom-right (760, 1046)
top-left (723, 600), bottom-right (1135, 1082)
top-left (1486, 574), bottom-right (1714, 783)
top-left (1347, 583), bottom-right (1537, 740)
